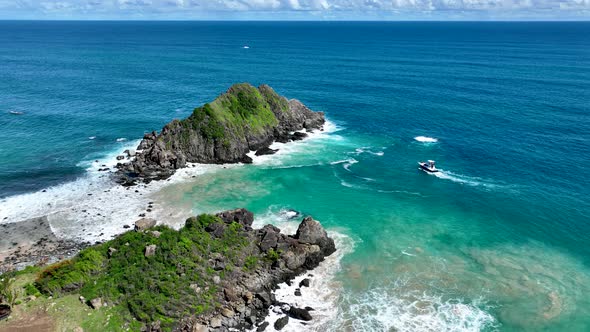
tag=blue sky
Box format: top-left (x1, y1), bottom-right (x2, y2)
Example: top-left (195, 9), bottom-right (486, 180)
top-left (0, 0), bottom-right (588, 20)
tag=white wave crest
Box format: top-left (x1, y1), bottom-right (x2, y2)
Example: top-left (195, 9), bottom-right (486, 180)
top-left (340, 282), bottom-right (497, 332)
top-left (414, 136), bottom-right (438, 143)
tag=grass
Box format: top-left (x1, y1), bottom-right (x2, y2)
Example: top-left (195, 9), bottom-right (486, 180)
top-left (173, 83), bottom-right (282, 148)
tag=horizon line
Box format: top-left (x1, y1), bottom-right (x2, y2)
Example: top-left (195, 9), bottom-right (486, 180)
top-left (1, 19), bottom-right (589, 22)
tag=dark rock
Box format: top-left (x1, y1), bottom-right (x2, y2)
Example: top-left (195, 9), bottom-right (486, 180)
top-left (256, 321), bottom-right (269, 332)
top-left (299, 278), bottom-right (310, 288)
top-left (294, 289), bottom-right (302, 296)
top-left (295, 217), bottom-right (336, 256)
top-left (291, 131), bottom-right (308, 141)
top-left (288, 307), bottom-right (313, 321)
top-left (216, 208), bottom-right (254, 227)
top-left (255, 147), bottom-right (279, 156)
top-left (274, 316), bottom-right (289, 330)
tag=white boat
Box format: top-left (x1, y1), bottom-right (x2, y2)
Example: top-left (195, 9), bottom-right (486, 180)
top-left (418, 160), bottom-right (439, 173)
top-left (9, 111), bottom-right (23, 115)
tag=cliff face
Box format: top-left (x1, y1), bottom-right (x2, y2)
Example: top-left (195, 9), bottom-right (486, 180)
top-left (117, 84), bottom-right (324, 184)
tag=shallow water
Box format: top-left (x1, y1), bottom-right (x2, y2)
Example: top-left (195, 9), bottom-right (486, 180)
top-left (1, 21), bottom-right (590, 331)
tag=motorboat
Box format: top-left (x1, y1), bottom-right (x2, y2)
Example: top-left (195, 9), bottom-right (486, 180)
top-left (418, 160), bottom-right (439, 173)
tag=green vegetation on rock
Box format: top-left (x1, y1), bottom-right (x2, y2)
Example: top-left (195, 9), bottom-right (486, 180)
top-left (182, 83), bottom-right (280, 142)
top-left (30, 214), bottom-right (252, 331)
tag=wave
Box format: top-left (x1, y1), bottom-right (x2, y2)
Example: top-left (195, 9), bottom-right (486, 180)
top-left (352, 147), bottom-right (385, 157)
top-left (339, 282), bottom-right (497, 332)
top-left (414, 136), bottom-right (438, 143)
top-left (248, 119), bottom-right (344, 168)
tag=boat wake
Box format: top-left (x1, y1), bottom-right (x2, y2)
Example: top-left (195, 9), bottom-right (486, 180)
top-left (433, 170), bottom-right (503, 190)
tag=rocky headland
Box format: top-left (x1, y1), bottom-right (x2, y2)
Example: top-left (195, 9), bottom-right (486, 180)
top-left (116, 83), bottom-right (325, 185)
top-left (1, 209), bottom-right (336, 332)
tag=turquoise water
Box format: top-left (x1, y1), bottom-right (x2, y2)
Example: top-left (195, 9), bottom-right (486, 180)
top-left (1, 22), bottom-right (590, 331)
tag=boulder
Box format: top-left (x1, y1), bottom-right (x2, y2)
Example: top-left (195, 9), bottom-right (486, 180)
top-left (295, 217), bottom-right (336, 256)
top-left (255, 147), bottom-right (279, 156)
top-left (256, 322), bottom-right (269, 332)
top-left (108, 247), bottom-right (117, 258)
top-left (274, 316), bottom-right (289, 330)
top-left (299, 278), bottom-right (310, 288)
top-left (209, 316), bottom-right (222, 328)
top-left (89, 298), bottom-right (102, 309)
top-left (288, 307), bottom-right (312, 321)
top-left (144, 244), bottom-right (157, 257)
top-left (135, 218), bottom-right (156, 231)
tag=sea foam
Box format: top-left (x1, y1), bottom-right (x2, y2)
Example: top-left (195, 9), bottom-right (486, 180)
top-left (414, 136), bottom-right (438, 143)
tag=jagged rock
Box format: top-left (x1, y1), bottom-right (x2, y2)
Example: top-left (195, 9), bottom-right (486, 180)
top-left (89, 297), bottom-right (102, 309)
top-left (116, 155), bottom-right (125, 160)
top-left (255, 147), bottom-right (279, 156)
top-left (216, 208), bottom-right (254, 227)
top-left (224, 288), bottom-right (239, 302)
top-left (259, 229), bottom-right (279, 252)
top-left (144, 244), bottom-right (157, 257)
top-left (288, 307), bottom-right (312, 321)
top-left (291, 132), bottom-right (308, 141)
top-left (295, 217), bottom-right (336, 256)
top-left (274, 316), bottom-right (289, 330)
top-left (135, 218), bottom-right (156, 231)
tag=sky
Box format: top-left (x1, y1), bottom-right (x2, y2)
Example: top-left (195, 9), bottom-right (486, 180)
top-left (0, 0), bottom-right (588, 20)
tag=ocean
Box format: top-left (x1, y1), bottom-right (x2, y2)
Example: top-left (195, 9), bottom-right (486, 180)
top-left (1, 21), bottom-right (589, 331)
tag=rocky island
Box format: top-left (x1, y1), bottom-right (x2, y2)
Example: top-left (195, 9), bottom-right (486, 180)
top-left (117, 83), bottom-right (325, 185)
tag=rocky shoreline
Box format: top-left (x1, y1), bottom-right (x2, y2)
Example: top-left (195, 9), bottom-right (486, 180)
top-left (115, 83), bottom-right (325, 185)
top-left (170, 209), bottom-right (336, 332)
top-left (0, 216), bottom-right (90, 274)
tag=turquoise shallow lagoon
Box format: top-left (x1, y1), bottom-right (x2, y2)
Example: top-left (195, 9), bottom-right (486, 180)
top-left (1, 22), bottom-right (589, 331)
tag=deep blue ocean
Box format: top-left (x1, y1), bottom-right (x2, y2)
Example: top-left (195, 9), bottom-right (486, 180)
top-left (1, 21), bottom-right (589, 331)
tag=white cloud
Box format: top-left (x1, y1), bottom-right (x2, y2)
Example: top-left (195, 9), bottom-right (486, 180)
top-left (0, 0), bottom-right (588, 19)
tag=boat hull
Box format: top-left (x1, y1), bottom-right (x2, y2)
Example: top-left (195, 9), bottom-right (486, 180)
top-left (418, 163), bottom-right (439, 173)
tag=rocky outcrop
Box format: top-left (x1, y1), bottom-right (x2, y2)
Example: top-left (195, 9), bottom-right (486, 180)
top-left (116, 83), bottom-right (325, 185)
top-left (176, 210), bottom-right (336, 332)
